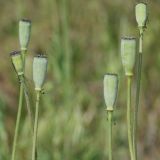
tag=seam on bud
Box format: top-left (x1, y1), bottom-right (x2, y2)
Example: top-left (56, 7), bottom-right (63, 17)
top-left (10, 51), bottom-right (24, 76)
top-left (19, 19), bottom-right (31, 50)
top-left (121, 37), bottom-right (137, 76)
top-left (33, 55), bottom-right (48, 90)
top-left (103, 73), bottom-right (118, 110)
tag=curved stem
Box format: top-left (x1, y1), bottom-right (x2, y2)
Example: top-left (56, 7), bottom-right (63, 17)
top-left (32, 91), bottom-right (41, 160)
top-left (127, 76), bottom-right (134, 160)
top-left (108, 111), bottom-right (113, 160)
top-left (133, 29), bottom-right (143, 160)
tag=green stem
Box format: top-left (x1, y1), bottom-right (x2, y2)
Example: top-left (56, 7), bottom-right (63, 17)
top-left (11, 49), bottom-right (27, 160)
top-left (21, 49), bottom-right (26, 70)
top-left (57, 0), bottom-right (72, 102)
top-left (108, 111), bottom-right (113, 160)
top-left (133, 29), bottom-right (143, 160)
top-left (32, 91), bottom-right (41, 160)
top-left (11, 76), bottom-right (24, 160)
top-left (127, 76), bottom-right (134, 160)
top-left (22, 80), bottom-right (34, 130)
top-left (139, 28), bottom-right (143, 54)
top-left (60, 0), bottom-right (71, 83)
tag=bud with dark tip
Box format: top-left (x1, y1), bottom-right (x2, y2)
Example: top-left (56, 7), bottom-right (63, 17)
top-left (33, 55), bottom-right (48, 91)
top-left (19, 19), bottom-right (31, 50)
top-left (135, 3), bottom-right (147, 28)
top-left (104, 73), bottom-right (118, 111)
top-left (10, 51), bottom-right (24, 76)
top-left (121, 37), bottom-right (137, 76)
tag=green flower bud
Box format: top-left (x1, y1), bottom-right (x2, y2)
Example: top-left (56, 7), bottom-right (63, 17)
top-left (121, 37), bottom-right (137, 76)
top-left (33, 55), bottom-right (48, 91)
top-left (10, 51), bottom-right (24, 76)
top-left (135, 3), bottom-right (147, 28)
top-left (104, 73), bottom-right (118, 111)
top-left (19, 19), bottom-right (31, 50)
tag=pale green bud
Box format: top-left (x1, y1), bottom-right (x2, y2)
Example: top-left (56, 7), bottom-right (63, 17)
top-left (33, 55), bottom-right (48, 91)
top-left (10, 51), bottom-right (24, 76)
top-left (135, 3), bottom-right (147, 28)
top-left (104, 73), bottom-right (118, 111)
top-left (19, 19), bottom-right (31, 50)
top-left (121, 37), bottom-right (137, 76)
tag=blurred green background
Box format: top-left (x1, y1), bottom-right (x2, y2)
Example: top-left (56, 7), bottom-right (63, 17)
top-left (0, 0), bottom-right (160, 159)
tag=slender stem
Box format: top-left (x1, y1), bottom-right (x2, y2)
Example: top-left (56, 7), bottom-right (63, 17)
top-left (133, 28), bottom-right (144, 160)
top-left (21, 50), bottom-right (37, 159)
top-left (21, 49), bottom-right (26, 71)
top-left (127, 76), bottom-right (134, 160)
top-left (139, 28), bottom-right (143, 54)
top-left (11, 76), bottom-right (24, 160)
top-left (11, 49), bottom-right (27, 160)
top-left (22, 80), bottom-right (34, 130)
top-left (108, 111), bottom-right (113, 160)
top-left (32, 91), bottom-right (41, 160)
top-left (57, 0), bottom-right (72, 102)
top-left (60, 0), bottom-right (71, 83)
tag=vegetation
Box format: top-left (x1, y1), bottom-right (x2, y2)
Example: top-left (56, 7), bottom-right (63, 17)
top-left (0, 0), bottom-right (159, 160)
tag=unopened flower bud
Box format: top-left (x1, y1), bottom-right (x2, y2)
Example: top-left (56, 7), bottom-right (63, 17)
top-left (10, 51), bottom-right (24, 76)
top-left (121, 37), bottom-right (137, 76)
top-left (104, 73), bottom-right (118, 111)
top-left (19, 19), bottom-right (31, 50)
top-left (135, 3), bottom-right (147, 28)
top-left (33, 55), bottom-right (48, 91)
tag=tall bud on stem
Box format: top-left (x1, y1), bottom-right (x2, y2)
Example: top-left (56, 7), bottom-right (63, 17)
top-left (134, 3), bottom-right (148, 160)
top-left (32, 55), bottom-right (48, 160)
top-left (121, 37), bottom-right (137, 160)
top-left (104, 73), bottom-right (118, 160)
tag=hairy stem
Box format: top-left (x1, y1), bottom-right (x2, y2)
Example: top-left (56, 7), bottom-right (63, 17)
top-left (108, 111), bottom-right (113, 160)
top-left (127, 76), bottom-right (134, 160)
top-left (32, 91), bottom-right (41, 160)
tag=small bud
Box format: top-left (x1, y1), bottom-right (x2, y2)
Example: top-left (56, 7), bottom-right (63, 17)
top-left (135, 3), bottom-right (147, 28)
top-left (19, 19), bottom-right (31, 50)
top-left (104, 73), bottom-right (118, 111)
top-left (33, 55), bottom-right (48, 91)
top-left (121, 37), bottom-right (136, 76)
top-left (10, 51), bottom-right (24, 76)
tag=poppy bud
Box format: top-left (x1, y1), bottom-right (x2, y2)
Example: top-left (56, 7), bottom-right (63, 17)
top-left (33, 55), bottom-right (48, 91)
top-left (121, 37), bottom-right (137, 76)
top-left (19, 19), bottom-right (31, 50)
top-left (104, 73), bottom-right (118, 111)
top-left (10, 51), bottom-right (24, 76)
top-left (135, 3), bottom-right (147, 28)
